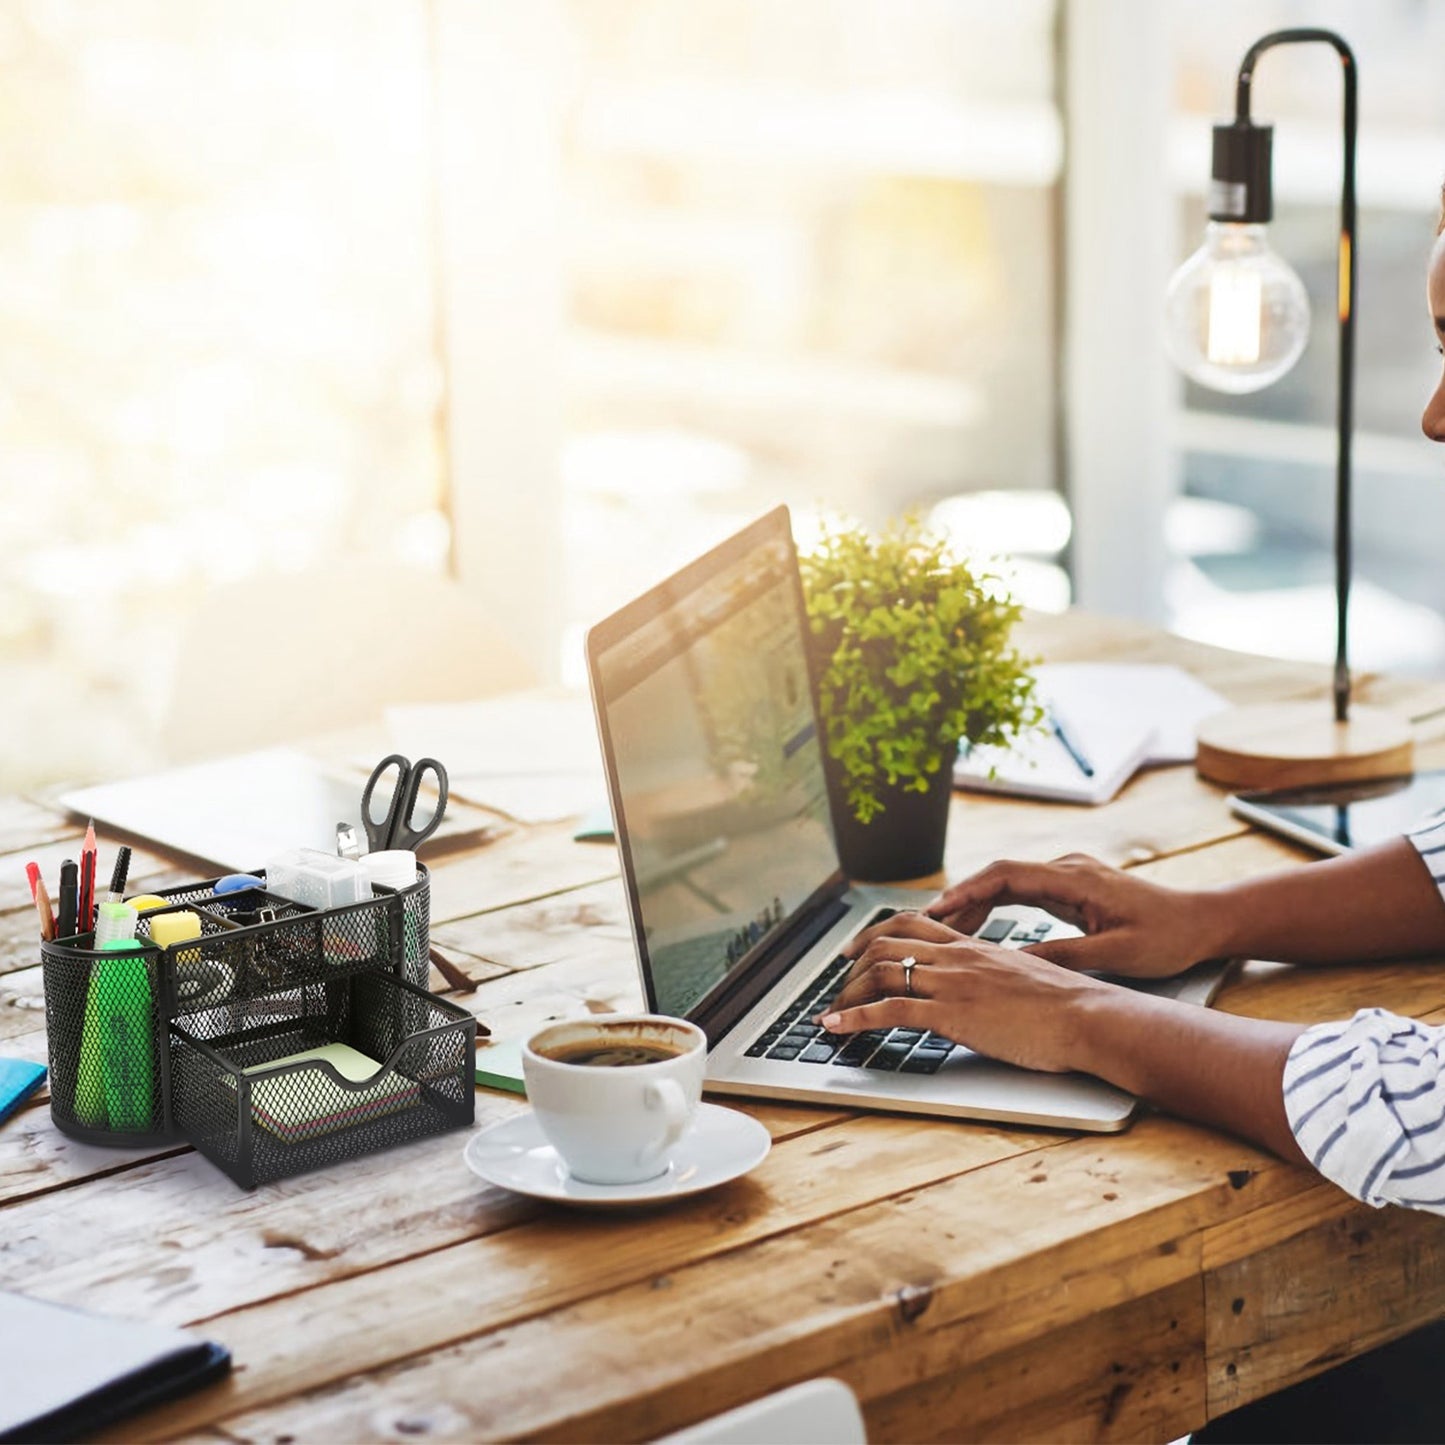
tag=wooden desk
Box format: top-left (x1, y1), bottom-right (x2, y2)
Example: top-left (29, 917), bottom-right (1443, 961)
top-left (7, 613), bottom-right (1445, 1442)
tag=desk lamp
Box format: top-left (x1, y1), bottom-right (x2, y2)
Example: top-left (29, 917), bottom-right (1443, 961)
top-left (1163, 28), bottom-right (1413, 790)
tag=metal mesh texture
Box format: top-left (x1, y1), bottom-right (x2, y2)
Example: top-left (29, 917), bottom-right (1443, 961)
top-left (169, 971), bottom-right (474, 1189)
top-left (150, 893), bottom-right (386, 1007)
top-left (41, 940), bottom-right (171, 1145)
top-left (391, 869), bottom-right (431, 991)
top-left (145, 866), bottom-right (431, 1000)
top-left (39, 864), bottom-right (461, 1173)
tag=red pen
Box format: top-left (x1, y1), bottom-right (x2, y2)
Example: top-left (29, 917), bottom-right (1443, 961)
top-left (25, 861), bottom-right (55, 942)
top-left (79, 821), bottom-right (97, 932)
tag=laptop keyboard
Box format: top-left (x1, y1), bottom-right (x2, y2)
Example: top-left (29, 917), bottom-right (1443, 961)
top-left (742, 911), bottom-right (1059, 1074)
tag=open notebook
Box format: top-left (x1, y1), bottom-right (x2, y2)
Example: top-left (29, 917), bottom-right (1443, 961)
top-left (955, 663), bottom-right (1229, 805)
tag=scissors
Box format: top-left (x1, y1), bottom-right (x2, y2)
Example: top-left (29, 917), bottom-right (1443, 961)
top-left (360, 754), bottom-right (450, 853)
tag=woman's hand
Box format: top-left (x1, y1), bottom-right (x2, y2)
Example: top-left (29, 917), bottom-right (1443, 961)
top-left (819, 933), bottom-right (1113, 1073)
top-left (924, 853), bottom-right (1224, 979)
top-left (819, 922), bottom-right (1310, 1165)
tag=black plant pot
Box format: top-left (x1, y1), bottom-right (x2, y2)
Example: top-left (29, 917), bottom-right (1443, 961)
top-left (824, 748), bottom-right (957, 883)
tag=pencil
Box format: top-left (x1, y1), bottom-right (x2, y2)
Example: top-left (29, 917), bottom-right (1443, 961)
top-left (79, 820), bottom-right (97, 932)
top-left (26, 862), bottom-right (55, 942)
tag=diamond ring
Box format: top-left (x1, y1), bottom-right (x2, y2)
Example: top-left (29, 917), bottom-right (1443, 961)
top-left (901, 955), bottom-right (917, 998)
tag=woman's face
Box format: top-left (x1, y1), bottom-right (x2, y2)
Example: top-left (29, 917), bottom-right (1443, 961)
top-left (1422, 233), bottom-right (1445, 442)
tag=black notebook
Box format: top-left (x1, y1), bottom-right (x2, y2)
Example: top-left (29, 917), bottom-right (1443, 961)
top-left (0, 1292), bottom-right (230, 1443)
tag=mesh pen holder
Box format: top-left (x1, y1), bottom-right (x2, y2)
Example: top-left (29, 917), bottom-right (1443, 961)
top-left (169, 971), bottom-right (475, 1189)
top-left (41, 937), bottom-right (171, 1147)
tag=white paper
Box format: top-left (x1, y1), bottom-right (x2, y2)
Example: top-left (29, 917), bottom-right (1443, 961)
top-left (956, 697), bottom-right (1156, 806)
top-left (954, 664), bottom-right (1228, 805)
top-left (448, 772), bottom-right (606, 826)
top-left (1040, 663), bottom-right (1230, 765)
top-left (386, 691), bottom-right (606, 824)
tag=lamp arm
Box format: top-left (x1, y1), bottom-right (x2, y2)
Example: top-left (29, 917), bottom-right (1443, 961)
top-left (1235, 29), bottom-right (1358, 723)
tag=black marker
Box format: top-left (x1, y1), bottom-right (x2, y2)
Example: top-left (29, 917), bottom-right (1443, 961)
top-left (104, 845), bottom-right (132, 905)
top-left (57, 859), bottom-right (79, 939)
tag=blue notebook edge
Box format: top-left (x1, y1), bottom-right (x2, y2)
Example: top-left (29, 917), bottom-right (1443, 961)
top-left (0, 1058), bottom-right (47, 1127)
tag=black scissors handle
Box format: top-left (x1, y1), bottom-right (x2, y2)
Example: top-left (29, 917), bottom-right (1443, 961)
top-left (390, 756), bottom-right (449, 852)
top-left (361, 754), bottom-right (449, 853)
top-left (361, 754), bottom-right (409, 853)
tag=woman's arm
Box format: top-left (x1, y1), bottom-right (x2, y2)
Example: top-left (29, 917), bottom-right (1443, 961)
top-left (1069, 987), bottom-right (1308, 1163)
top-left (923, 836), bottom-right (1445, 976)
top-left (822, 827), bottom-right (1445, 1193)
top-left (1207, 835), bottom-right (1445, 966)
top-left (824, 936), bottom-right (1445, 1204)
top-left (821, 939), bottom-right (1309, 1162)
top-left (1067, 989), bottom-right (1445, 1208)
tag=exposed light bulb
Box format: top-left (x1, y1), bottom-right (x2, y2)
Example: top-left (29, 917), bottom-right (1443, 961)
top-left (1206, 265), bottom-right (1262, 364)
top-left (1164, 222), bottom-right (1310, 393)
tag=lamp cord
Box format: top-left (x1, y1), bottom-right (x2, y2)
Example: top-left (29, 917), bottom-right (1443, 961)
top-left (1235, 29), bottom-right (1357, 725)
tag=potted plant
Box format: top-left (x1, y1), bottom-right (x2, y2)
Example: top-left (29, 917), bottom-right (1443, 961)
top-left (798, 514), bottom-right (1040, 881)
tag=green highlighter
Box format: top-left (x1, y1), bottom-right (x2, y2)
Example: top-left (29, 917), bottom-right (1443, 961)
top-left (79, 901), bottom-right (153, 1133)
top-left (93, 940), bottom-right (154, 1131)
top-left (77, 941), bottom-right (156, 1131)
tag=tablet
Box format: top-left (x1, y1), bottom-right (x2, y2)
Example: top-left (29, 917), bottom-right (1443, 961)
top-left (1229, 771), bottom-right (1445, 856)
top-left (58, 747), bottom-right (486, 872)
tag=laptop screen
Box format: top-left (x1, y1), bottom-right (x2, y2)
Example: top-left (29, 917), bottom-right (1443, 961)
top-left (590, 512), bottom-right (839, 1019)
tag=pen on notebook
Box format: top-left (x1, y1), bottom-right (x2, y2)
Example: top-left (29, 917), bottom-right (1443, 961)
top-left (104, 845), bottom-right (132, 905)
top-left (79, 821), bottom-right (97, 931)
top-left (57, 860), bottom-right (79, 939)
top-left (1049, 709), bottom-right (1095, 778)
top-left (25, 862), bottom-right (55, 942)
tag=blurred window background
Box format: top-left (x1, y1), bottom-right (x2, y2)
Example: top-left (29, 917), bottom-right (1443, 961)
top-left (3, 0), bottom-right (1445, 794)
top-left (550, 0), bottom-right (1065, 677)
top-left (1168, 0), bottom-right (1445, 676)
top-left (0, 1), bottom-right (445, 788)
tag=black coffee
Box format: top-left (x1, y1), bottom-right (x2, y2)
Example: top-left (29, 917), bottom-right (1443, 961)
top-left (542, 1042), bottom-right (682, 1068)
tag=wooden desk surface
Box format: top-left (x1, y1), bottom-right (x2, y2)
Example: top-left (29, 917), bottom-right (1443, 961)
top-left (8, 613), bottom-right (1445, 1443)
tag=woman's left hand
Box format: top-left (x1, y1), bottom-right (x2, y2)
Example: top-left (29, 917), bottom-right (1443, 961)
top-left (819, 933), bottom-right (1115, 1074)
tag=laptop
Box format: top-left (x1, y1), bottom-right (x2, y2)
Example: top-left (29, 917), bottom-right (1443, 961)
top-left (586, 506), bottom-right (1231, 1132)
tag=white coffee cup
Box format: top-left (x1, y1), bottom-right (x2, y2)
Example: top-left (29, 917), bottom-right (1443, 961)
top-left (522, 1015), bottom-right (706, 1185)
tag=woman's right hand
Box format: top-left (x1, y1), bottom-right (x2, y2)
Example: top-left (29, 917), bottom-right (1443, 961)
top-left (926, 853), bottom-right (1226, 979)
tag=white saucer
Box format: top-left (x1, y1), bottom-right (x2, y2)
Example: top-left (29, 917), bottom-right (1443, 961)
top-left (462, 1103), bottom-right (772, 1209)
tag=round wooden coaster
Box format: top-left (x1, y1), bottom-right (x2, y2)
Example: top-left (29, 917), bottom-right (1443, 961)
top-left (1195, 701), bottom-right (1415, 792)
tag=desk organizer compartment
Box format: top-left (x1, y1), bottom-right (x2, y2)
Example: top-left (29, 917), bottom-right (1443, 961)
top-left (148, 865), bottom-right (431, 995)
top-left (41, 938), bottom-right (171, 1147)
top-left (39, 863), bottom-right (462, 1173)
top-left (375, 866), bottom-right (431, 992)
top-left (149, 887), bottom-right (387, 1003)
top-left (168, 971), bottom-right (475, 1189)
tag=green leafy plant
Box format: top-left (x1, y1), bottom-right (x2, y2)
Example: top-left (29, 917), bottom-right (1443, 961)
top-left (799, 513), bottom-right (1041, 825)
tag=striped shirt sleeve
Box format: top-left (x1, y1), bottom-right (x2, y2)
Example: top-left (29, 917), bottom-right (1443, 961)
top-left (1408, 812), bottom-right (1445, 901)
top-left (1284, 1008), bottom-right (1445, 1212)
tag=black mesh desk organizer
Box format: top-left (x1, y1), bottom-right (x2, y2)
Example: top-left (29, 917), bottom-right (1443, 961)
top-left (39, 863), bottom-right (475, 1188)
